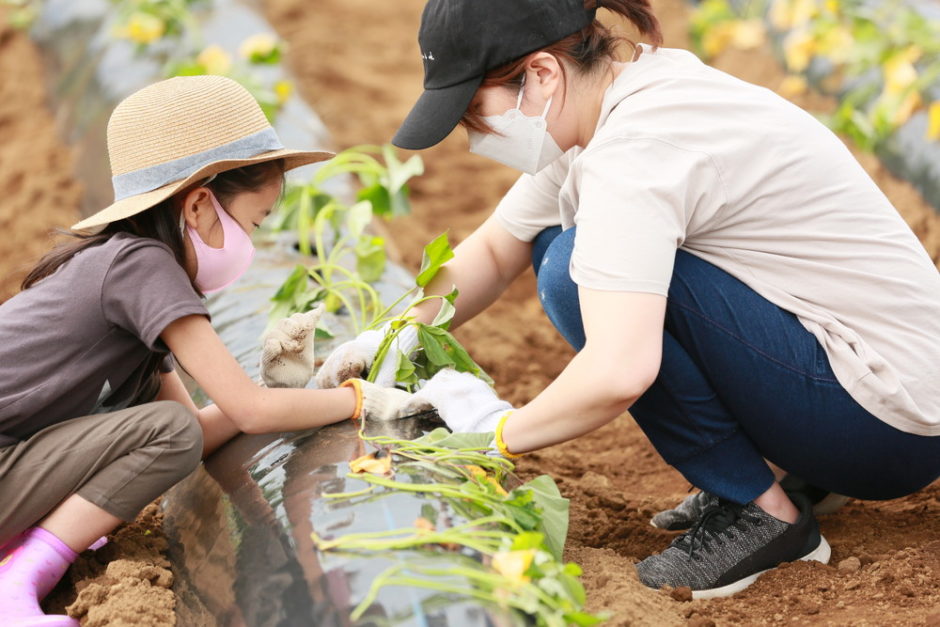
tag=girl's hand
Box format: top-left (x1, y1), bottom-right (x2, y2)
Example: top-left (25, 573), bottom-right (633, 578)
top-left (316, 326), bottom-right (418, 389)
top-left (260, 305), bottom-right (325, 388)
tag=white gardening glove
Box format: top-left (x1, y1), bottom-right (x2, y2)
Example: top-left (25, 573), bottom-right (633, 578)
top-left (340, 379), bottom-right (418, 421)
top-left (400, 368), bottom-right (513, 434)
top-left (315, 325), bottom-right (419, 389)
top-left (260, 305), bottom-right (325, 388)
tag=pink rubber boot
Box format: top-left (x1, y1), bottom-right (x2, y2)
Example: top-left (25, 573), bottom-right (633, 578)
top-left (0, 527), bottom-right (79, 626)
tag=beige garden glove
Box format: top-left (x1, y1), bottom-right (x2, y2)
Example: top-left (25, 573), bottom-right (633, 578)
top-left (340, 379), bottom-right (418, 421)
top-left (315, 325), bottom-right (419, 389)
top-left (259, 305), bottom-right (325, 388)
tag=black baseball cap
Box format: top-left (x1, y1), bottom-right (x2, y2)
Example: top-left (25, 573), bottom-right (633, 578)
top-left (392, 0), bottom-right (597, 150)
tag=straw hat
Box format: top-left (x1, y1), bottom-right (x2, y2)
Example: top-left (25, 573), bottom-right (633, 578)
top-left (71, 75), bottom-right (333, 231)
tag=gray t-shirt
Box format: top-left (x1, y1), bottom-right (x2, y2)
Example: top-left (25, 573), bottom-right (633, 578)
top-left (0, 233), bottom-right (208, 446)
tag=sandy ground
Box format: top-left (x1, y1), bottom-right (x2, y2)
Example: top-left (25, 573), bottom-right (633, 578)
top-left (2, 0), bottom-right (938, 624)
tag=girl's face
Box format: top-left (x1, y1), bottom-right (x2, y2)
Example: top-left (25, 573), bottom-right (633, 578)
top-left (179, 178), bottom-right (282, 278)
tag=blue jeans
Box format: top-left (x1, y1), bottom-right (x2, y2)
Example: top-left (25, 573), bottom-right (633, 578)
top-left (532, 226), bottom-right (939, 504)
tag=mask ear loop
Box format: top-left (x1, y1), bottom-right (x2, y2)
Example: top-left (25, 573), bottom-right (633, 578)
top-left (179, 173), bottom-right (219, 234)
top-left (518, 73), bottom-right (554, 119)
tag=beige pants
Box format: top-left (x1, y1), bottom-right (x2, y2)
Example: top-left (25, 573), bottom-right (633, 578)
top-left (0, 401), bottom-right (202, 546)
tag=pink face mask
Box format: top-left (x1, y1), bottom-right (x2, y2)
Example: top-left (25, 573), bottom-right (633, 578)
top-left (181, 191), bottom-right (255, 293)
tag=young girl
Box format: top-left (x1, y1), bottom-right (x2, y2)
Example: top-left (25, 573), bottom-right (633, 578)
top-left (317, 0), bottom-right (940, 599)
top-left (0, 75), bottom-right (406, 625)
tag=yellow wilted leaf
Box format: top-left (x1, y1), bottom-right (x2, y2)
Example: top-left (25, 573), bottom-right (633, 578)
top-left (891, 90), bottom-right (922, 127)
top-left (883, 48), bottom-right (921, 96)
top-left (927, 102), bottom-right (940, 141)
top-left (701, 22), bottom-right (734, 58)
top-left (413, 517), bottom-right (435, 533)
top-left (492, 549), bottom-right (536, 585)
top-left (770, 0), bottom-right (817, 30)
top-left (119, 12), bottom-right (165, 45)
top-left (783, 29), bottom-right (816, 73)
top-left (274, 80), bottom-right (294, 105)
top-left (778, 74), bottom-right (809, 98)
top-left (239, 33), bottom-right (278, 60)
top-left (730, 19), bottom-right (766, 50)
top-left (197, 45), bottom-right (233, 75)
top-left (816, 25), bottom-right (853, 63)
top-left (463, 465), bottom-right (487, 478)
top-left (349, 452), bottom-right (392, 475)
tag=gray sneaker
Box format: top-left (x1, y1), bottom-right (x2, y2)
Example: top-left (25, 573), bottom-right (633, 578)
top-left (636, 496), bottom-right (831, 599)
top-left (651, 479), bottom-right (849, 531)
top-left (650, 491), bottom-right (718, 530)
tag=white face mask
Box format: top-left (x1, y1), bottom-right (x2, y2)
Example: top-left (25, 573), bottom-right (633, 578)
top-left (468, 78), bottom-right (564, 175)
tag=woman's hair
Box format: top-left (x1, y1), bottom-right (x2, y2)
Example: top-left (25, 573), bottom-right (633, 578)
top-left (21, 159), bottom-right (285, 292)
top-left (460, 0), bottom-right (662, 134)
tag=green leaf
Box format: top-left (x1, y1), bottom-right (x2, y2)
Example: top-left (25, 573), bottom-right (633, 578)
top-left (315, 325), bottom-right (334, 340)
top-left (419, 503), bottom-right (438, 526)
top-left (430, 295), bottom-right (456, 329)
top-left (524, 475), bottom-right (570, 561)
top-left (395, 350), bottom-right (418, 389)
top-left (563, 611), bottom-right (606, 626)
top-left (345, 200), bottom-right (373, 239)
top-left (356, 183), bottom-right (392, 217)
top-left (415, 232), bottom-right (454, 287)
top-left (355, 235), bottom-right (387, 283)
top-left (511, 531), bottom-right (546, 551)
top-left (414, 428), bottom-right (495, 451)
top-left (417, 326), bottom-right (456, 369)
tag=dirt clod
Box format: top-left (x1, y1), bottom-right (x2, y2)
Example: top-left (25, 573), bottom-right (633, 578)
top-left (838, 556), bottom-right (862, 573)
top-left (670, 586), bottom-right (693, 602)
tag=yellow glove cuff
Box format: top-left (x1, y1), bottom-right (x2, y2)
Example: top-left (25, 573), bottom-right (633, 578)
top-left (340, 379), bottom-right (363, 420)
top-left (495, 410), bottom-right (524, 459)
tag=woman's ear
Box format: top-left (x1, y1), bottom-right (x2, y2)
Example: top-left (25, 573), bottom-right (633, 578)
top-left (525, 52), bottom-right (563, 103)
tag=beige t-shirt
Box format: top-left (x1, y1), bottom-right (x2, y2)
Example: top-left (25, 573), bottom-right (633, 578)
top-left (495, 45), bottom-right (940, 436)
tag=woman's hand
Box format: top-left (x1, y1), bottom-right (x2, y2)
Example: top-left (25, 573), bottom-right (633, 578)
top-left (401, 369), bottom-right (514, 433)
top-left (260, 305), bottom-right (325, 388)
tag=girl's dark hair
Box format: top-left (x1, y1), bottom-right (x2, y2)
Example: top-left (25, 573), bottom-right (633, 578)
top-left (460, 0), bottom-right (662, 134)
top-left (21, 159), bottom-right (285, 292)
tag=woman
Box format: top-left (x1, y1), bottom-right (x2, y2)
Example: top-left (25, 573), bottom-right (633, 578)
top-left (318, 0), bottom-right (940, 598)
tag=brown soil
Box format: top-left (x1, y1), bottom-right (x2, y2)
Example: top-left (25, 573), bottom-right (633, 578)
top-left (264, 0), bottom-right (940, 625)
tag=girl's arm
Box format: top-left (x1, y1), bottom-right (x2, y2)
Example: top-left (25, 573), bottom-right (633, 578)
top-left (156, 371), bottom-right (241, 457)
top-left (502, 288), bottom-right (666, 451)
top-left (161, 315), bottom-right (358, 435)
top-left (411, 215), bottom-right (533, 328)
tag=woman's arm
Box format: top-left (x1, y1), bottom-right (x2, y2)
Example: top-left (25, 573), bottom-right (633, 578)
top-left (161, 315), bottom-right (358, 435)
top-left (501, 288), bottom-right (666, 451)
top-left (411, 215), bottom-right (533, 328)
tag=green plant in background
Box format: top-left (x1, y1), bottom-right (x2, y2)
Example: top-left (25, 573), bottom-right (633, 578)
top-left (110, 0), bottom-right (205, 47)
top-left (1, 0), bottom-right (41, 28)
top-left (689, 0), bottom-right (940, 150)
top-left (313, 428), bottom-right (605, 626)
top-left (108, 0), bottom-right (293, 123)
top-left (267, 145), bottom-right (425, 334)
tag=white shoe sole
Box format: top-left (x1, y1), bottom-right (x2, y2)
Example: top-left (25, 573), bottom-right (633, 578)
top-left (691, 535), bottom-right (832, 600)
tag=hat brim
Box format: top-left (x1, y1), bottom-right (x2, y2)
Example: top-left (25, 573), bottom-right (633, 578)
top-left (392, 74), bottom-right (483, 150)
top-left (71, 148), bottom-right (334, 232)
